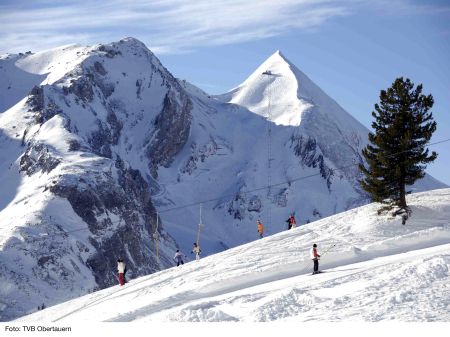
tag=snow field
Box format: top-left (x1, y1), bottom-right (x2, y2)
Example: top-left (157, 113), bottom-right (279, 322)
top-left (16, 188), bottom-right (450, 322)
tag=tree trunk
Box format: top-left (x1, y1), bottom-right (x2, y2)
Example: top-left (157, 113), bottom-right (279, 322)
top-left (399, 168), bottom-right (407, 209)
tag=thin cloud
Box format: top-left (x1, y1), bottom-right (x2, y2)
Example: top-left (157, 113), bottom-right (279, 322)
top-left (0, 0), bottom-right (351, 54)
top-left (361, 0), bottom-right (450, 16)
top-left (0, 0), bottom-right (448, 54)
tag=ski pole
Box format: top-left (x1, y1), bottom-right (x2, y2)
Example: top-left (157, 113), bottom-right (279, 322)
top-left (320, 243), bottom-right (336, 257)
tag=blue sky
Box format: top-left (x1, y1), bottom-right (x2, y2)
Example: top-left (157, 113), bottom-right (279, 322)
top-left (1, 0), bottom-right (449, 184)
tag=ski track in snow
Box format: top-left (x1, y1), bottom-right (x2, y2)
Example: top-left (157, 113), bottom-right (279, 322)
top-left (16, 188), bottom-right (450, 322)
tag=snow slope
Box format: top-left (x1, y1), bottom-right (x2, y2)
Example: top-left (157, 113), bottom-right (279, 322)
top-left (0, 45), bottom-right (88, 113)
top-left (17, 188), bottom-right (450, 322)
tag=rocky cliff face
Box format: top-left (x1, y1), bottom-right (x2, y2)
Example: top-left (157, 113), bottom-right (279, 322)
top-left (146, 90), bottom-right (192, 178)
top-left (48, 159), bottom-right (168, 289)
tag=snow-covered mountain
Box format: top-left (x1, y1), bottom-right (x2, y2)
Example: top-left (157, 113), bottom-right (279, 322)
top-left (218, 50), bottom-right (364, 129)
top-left (16, 188), bottom-right (450, 322)
top-left (0, 38), bottom-right (189, 320)
top-left (0, 38), bottom-right (445, 321)
top-left (156, 50), bottom-right (445, 254)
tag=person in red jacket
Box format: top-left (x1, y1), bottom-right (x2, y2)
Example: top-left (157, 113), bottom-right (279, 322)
top-left (286, 214), bottom-right (297, 230)
top-left (117, 258), bottom-right (126, 286)
top-left (309, 244), bottom-right (321, 275)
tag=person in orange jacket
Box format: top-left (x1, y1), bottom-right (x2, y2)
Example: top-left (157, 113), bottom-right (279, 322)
top-left (257, 220), bottom-right (264, 239)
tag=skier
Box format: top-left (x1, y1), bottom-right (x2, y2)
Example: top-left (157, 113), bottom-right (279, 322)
top-left (191, 242), bottom-right (201, 261)
top-left (310, 244), bottom-right (321, 275)
top-left (174, 249), bottom-right (186, 266)
top-left (286, 213), bottom-right (297, 230)
top-left (117, 258), bottom-right (126, 286)
top-left (257, 220), bottom-right (264, 239)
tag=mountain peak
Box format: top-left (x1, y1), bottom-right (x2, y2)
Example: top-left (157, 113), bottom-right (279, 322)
top-left (98, 37), bottom-right (154, 59)
top-left (259, 50), bottom-right (292, 74)
top-left (117, 37), bottom-right (149, 50)
top-left (219, 51), bottom-right (369, 133)
top-left (270, 49), bottom-right (284, 58)
top-left (271, 49), bottom-right (287, 61)
top-left (219, 50), bottom-right (307, 126)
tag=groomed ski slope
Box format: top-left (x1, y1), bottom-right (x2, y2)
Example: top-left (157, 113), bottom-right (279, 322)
top-left (17, 188), bottom-right (450, 322)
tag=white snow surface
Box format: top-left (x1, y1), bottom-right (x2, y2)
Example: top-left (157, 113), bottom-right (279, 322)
top-left (17, 188), bottom-right (450, 322)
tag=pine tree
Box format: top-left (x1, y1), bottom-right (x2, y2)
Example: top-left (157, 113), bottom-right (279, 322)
top-left (359, 77), bottom-right (437, 215)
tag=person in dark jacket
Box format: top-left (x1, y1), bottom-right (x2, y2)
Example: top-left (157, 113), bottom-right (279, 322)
top-left (174, 249), bottom-right (186, 266)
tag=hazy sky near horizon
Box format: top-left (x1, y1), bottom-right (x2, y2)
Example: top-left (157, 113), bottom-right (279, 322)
top-left (1, 0), bottom-right (449, 184)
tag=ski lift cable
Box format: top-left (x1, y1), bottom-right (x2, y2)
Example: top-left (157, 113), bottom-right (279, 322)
top-left (8, 136), bottom-right (449, 246)
top-left (196, 203), bottom-right (203, 247)
top-left (152, 212), bottom-right (160, 264)
top-left (139, 136), bottom-right (450, 216)
top-left (5, 138), bottom-right (449, 245)
top-left (262, 70), bottom-right (275, 231)
top-left (9, 137), bottom-right (450, 244)
top-left (157, 137), bottom-right (450, 214)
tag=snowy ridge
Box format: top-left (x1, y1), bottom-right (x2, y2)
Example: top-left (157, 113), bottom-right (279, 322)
top-left (0, 44), bottom-right (90, 113)
top-left (16, 188), bottom-right (450, 322)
